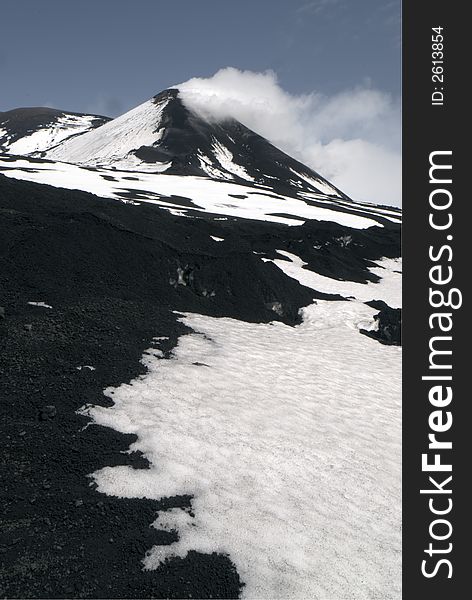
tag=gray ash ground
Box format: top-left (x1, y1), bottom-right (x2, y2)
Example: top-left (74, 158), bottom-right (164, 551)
top-left (0, 174), bottom-right (400, 598)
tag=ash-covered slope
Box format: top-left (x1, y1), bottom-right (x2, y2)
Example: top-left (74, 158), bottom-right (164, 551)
top-left (45, 89), bottom-right (346, 199)
top-left (0, 107), bottom-right (110, 155)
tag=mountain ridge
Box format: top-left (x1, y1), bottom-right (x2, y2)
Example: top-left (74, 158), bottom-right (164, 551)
top-left (0, 107), bottom-right (110, 155)
top-left (42, 88), bottom-right (350, 199)
top-left (0, 88), bottom-right (400, 229)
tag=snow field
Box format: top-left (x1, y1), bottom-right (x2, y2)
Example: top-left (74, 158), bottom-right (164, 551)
top-left (79, 296), bottom-right (401, 599)
top-left (2, 114), bottom-right (100, 155)
top-left (270, 251), bottom-right (402, 308)
top-left (0, 156), bottom-right (397, 229)
top-left (46, 96), bottom-right (171, 166)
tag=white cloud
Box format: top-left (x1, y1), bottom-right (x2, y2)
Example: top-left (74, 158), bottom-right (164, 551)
top-left (176, 68), bottom-right (401, 207)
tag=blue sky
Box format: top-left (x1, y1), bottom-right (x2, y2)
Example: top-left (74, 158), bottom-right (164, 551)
top-left (0, 0), bottom-right (401, 205)
top-left (1, 0), bottom-right (400, 115)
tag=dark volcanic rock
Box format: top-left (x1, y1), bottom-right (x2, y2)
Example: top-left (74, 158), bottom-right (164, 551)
top-left (361, 300), bottom-right (402, 346)
top-left (39, 405), bottom-right (57, 421)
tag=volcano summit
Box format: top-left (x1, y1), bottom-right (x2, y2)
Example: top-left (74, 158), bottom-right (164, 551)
top-left (1, 88), bottom-right (400, 227)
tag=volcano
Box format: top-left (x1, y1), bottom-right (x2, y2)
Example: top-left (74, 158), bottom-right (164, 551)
top-left (0, 88), bottom-right (400, 227)
top-left (0, 86), bottom-right (401, 600)
top-left (43, 88), bottom-right (348, 198)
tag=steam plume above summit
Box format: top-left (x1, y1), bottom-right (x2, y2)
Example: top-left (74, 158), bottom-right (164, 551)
top-left (176, 68), bottom-right (401, 206)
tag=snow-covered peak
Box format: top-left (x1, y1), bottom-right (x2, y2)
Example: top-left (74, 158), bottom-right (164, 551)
top-left (0, 107), bottom-right (109, 155)
top-left (43, 89), bottom-right (350, 200)
top-left (0, 89), bottom-right (402, 228)
top-left (46, 93), bottom-right (173, 170)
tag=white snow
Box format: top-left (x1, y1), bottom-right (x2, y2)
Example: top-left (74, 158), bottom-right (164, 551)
top-left (297, 190), bottom-right (401, 222)
top-left (76, 365), bottom-right (96, 371)
top-left (212, 139), bottom-right (254, 181)
top-left (0, 156), bottom-right (392, 229)
top-left (46, 96), bottom-right (171, 168)
top-left (80, 301), bottom-right (401, 599)
top-left (0, 127), bottom-right (9, 144)
top-left (197, 153), bottom-right (229, 180)
top-left (290, 167), bottom-right (341, 197)
top-left (210, 236), bottom-right (224, 242)
top-left (5, 114), bottom-right (100, 155)
top-left (27, 301), bottom-right (53, 309)
top-left (270, 251), bottom-right (402, 307)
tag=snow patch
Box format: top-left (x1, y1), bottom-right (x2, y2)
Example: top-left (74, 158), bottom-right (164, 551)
top-left (0, 157), bottom-right (386, 229)
top-left (0, 127), bottom-right (9, 145)
top-left (289, 167), bottom-right (341, 197)
top-left (27, 301), bottom-right (53, 309)
top-left (6, 114), bottom-right (99, 155)
top-left (197, 153), bottom-right (229, 180)
top-left (46, 96), bottom-right (171, 168)
top-left (271, 251), bottom-right (402, 308)
top-left (81, 302), bottom-right (401, 599)
top-left (211, 139), bottom-right (254, 181)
